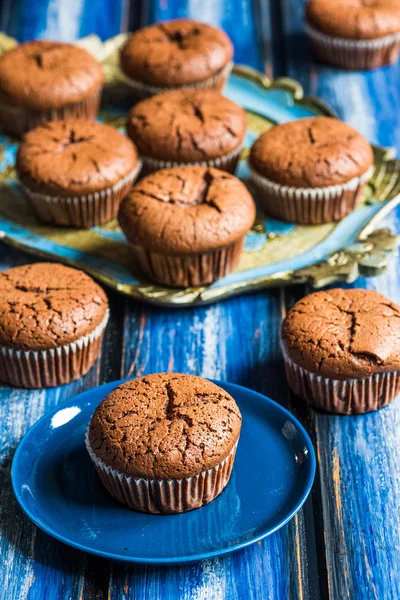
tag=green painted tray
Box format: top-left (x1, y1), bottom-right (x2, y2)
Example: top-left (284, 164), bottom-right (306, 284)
top-left (0, 34), bottom-right (399, 306)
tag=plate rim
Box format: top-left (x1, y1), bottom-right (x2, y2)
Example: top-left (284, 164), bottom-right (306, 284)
top-left (11, 378), bottom-right (316, 565)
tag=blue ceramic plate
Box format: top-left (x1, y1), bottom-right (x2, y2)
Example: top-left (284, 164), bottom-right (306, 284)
top-left (12, 379), bottom-right (316, 565)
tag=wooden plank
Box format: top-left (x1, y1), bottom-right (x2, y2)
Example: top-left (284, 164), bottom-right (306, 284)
top-left (281, 2), bottom-right (400, 598)
top-left (7, 0), bottom-right (400, 597)
top-left (0, 0), bottom-right (128, 41)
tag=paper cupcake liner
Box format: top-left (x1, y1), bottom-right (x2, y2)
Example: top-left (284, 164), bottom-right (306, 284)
top-left (305, 22), bottom-right (400, 70)
top-left (86, 434), bottom-right (238, 514)
top-left (249, 164), bottom-right (373, 224)
top-left (21, 163), bottom-right (142, 229)
top-left (140, 144), bottom-right (242, 177)
top-left (282, 345), bottom-right (400, 414)
top-left (120, 61), bottom-right (233, 104)
top-left (0, 89), bottom-right (101, 138)
top-left (130, 237), bottom-right (245, 288)
top-left (0, 310), bottom-right (109, 389)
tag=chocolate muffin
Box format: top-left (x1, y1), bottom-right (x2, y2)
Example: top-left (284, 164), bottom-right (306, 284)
top-left (0, 41), bottom-right (103, 138)
top-left (305, 0), bottom-right (400, 70)
top-left (118, 166), bottom-right (256, 287)
top-left (126, 89), bottom-right (246, 174)
top-left (0, 263), bottom-right (109, 388)
top-left (120, 19), bottom-right (233, 102)
top-left (281, 288), bottom-right (400, 414)
top-left (17, 119), bottom-right (141, 228)
top-left (86, 373), bottom-right (242, 514)
top-left (249, 117), bottom-right (374, 224)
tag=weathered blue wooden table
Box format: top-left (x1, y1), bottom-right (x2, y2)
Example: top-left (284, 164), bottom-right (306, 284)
top-left (1, 1), bottom-right (400, 598)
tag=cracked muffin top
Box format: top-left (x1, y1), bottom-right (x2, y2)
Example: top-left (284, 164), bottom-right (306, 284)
top-left (0, 263), bottom-right (108, 350)
top-left (118, 166), bottom-right (256, 255)
top-left (126, 89), bottom-right (246, 162)
top-left (88, 373), bottom-right (242, 479)
top-left (0, 41), bottom-right (103, 111)
top-left (281, 288), bottom-right (400, 380)
top-left (249, 117), bottom-right (373, 188)
top-left (16, 119), bottom-right (139, 196)
top-left (306, 0), bottom-right (400, 40)
top-left (120, 19), bottom-right (233, 87)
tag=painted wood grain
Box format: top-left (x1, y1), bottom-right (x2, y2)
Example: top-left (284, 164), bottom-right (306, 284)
top-left (0, 0), bottom-right (400, 598)
top-left (0, 0), bottom-right (128, 42)
top-left (282, 2), bottom-right (400, 598)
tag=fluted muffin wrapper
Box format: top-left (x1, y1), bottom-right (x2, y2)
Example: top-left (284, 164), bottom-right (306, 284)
top-left (21, 162), bottom-right (142, 229)
top-left (305, 22), bottom-right (400, 70)
top-left (139, 144), bottom-right (242, 177)
top-left (120, 61), bottom-right (233, 104)
top-left (130, 237), bottom-right (245, 288)
top-left (86, 433), bottom-right (238, 514)
top-left (282, 344), bottom-right (400, 415)
top-left (249, 164), bottom-right (373, 224)
top-left (0, 89), bottom-right (101, 138)
top-left (0, 310), bottom-right (109, 389)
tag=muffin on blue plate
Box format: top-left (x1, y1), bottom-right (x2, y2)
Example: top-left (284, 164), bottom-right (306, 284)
top-left (86, 373), bottom-right (242, 513)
